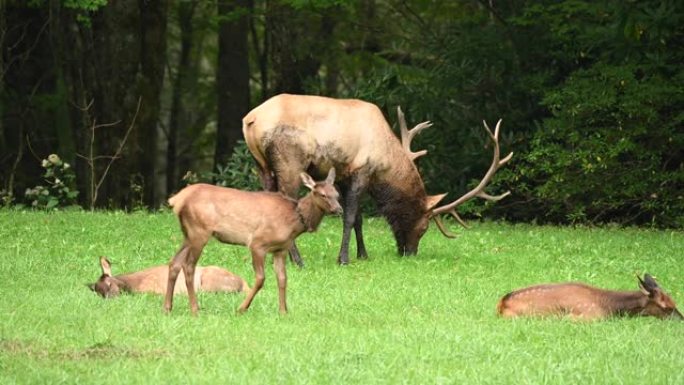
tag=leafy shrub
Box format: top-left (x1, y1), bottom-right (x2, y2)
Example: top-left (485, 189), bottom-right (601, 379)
top-left (24, 154), bottom-right (80, 209)
top-left (183, 140), bottom-right (261, 191)
top-left (496, 63), bottom-right (684, 227)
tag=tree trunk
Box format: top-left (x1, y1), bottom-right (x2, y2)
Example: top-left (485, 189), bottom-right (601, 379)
top-left (137, 0), bottom-right (168, 209)
top-left (268, 2), bottom-right (321, 94)
top-left (215, 0), bottom-right (250, 168)
top-left (166, 1), bottom-right (196, 195)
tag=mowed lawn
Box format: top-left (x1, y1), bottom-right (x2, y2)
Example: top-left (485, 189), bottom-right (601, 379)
top-left (1, 210), bottom-right (683, 384)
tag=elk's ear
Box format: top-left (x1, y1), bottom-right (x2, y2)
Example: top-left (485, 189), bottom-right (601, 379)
top-left (325, 168), bottom-right (336, 184)
top-left (426, 193), bottom-right (448, 211)
top-left (637, 274), bottom-right (657, 296)
top-left (87, 283), bottom-right (97, 292)
top-left (643, 274), bottom-right (660, 290)
top-left (301, 173), bottom-right (316, 190)
top-left (99, 256), bottom-right (113, 276)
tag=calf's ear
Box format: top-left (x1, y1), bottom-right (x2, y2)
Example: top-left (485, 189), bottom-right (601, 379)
top-left (301, 173), bottom-right (316, 190)
top-left (325, 168), bottom-right (336, 184)
top-left (99, 256), bottom-right (113, 276)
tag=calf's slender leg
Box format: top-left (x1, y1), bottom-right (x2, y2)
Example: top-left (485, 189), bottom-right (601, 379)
top-left (238, 247), bottom-right (267, 313)
top-left (164, 244), bottom-right (189, 313)
top-left (183, 242), bottom-right (205, 315)
top-left (273, 249), bottom-right (288, 314)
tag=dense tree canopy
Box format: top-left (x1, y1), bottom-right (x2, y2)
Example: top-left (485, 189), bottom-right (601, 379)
top-left (1, 0), bottom-right (682, 227)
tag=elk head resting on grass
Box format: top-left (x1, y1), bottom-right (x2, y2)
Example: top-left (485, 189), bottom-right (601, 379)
top-left (242, 94), bottom-right (512, 265)
top-left (497, 274), bottom-right (683, 321)
top-left (164, 168), bottom-right (342, 315)
top-left (89, 256), bottom-right (249, 298)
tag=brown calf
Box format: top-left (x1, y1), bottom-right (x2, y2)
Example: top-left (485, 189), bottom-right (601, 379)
top-left (89, 256), bottom-right (249, 298)
top-left (497, 274), bottom-right (683, 320)
top-left (164, 168), bottom-right (342, 315)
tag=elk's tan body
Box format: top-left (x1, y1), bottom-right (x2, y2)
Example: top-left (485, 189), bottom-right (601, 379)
top-left (244, 94), bottom-right (410, 181)
top-left (89, 257), bottom-right (248, 298)
top-left (164, 169), bottom-right (341, 315)
top-left (497, 274), bottom-right (682, 321)
top-left (243, 94), bottom-right (512, 265)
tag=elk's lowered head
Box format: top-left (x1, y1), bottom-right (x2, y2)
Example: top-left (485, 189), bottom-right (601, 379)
top-left (88, 256), bottom-right (128, 298)
top-left (394, 110), bottom-right (513, 255)
top-left (638, 274), bottom-right (684, 320)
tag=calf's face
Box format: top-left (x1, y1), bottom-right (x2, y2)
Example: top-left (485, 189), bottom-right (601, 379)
top-left (87, 256), bottom-right (123, 299)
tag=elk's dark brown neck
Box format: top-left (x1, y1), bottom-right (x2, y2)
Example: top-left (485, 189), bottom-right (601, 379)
top-left (295, 195), bottom-right (326, 233)
top-left (603, 290), bottom-right (650, 316)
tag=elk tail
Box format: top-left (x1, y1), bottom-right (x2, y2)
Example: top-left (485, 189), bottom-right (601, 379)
top-left (168, 187), bottom-right (194, 216)
top-left (242, 114), bottom-right (268, 172)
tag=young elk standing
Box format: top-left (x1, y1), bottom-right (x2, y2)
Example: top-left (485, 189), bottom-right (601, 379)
top-left (497, 274), bottom-right (683, 321)
top-left (164, 168), bottom-right (342, 315)
top-left (243, 94), bottom-right (513, 266)
top-left (89, 256), bottom-right (249, 298)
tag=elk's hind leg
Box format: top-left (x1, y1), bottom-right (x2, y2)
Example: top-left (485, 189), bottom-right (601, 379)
top-left (267, 135), bottom-right (309, 267)
top-left (164, 244), bottom-right (189, 313)
top-left (182, 241), bottom-right (207, 315)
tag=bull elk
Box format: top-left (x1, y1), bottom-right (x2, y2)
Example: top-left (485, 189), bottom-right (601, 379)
top-left (497, 274), bottom-right (683, 321)
top-left (164, 168), bottom-right (341, 315)
top-left (242, 93), bottom-right (512, 265)
top-left (88, 256), bottom-right (249, 298)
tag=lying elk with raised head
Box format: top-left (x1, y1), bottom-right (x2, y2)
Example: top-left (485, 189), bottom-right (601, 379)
top-left (164, 168), bottom-right (341, 315)
top-left (243, 94), bottom-right (513, 265)
top-left (497, 274), bottom-right (683, 320)
top-left (88, 256), bottom-right (249, 298)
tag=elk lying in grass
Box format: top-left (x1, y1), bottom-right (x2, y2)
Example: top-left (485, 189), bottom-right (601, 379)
top-left (497, 274), bottom-right (683, 321)
top-left (89, 256), bottom-right (249, 298)
top-left (243, 94), bottom-right (512, 265)
top-left (164, 168), bottom-right (342, 315)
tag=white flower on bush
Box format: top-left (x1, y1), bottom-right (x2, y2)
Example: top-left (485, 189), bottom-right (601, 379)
top-left (48, 154), bottom-right (61, 165)
top-left (41, 159), bottom-right (50, 168)
top-left (63, 162), bottom-right (70, 170)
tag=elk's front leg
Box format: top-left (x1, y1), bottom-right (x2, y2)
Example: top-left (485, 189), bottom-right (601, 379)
top-left (353, 211), bottom-right (368, 259)
top-left (338, 172), bottom-right (368, 265)
top-left (273, 249), bottom-right (288, 314)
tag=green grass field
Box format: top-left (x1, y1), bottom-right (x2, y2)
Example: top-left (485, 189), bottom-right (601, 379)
top-left (1, 210), bottom-right (683, 384)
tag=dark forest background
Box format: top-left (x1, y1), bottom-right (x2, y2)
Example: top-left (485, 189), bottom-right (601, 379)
top-left (1, 0), bottom-right (682, 227)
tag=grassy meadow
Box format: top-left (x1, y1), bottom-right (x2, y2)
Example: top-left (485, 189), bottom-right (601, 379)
top-left (1, 209), bottom-right (683, 384)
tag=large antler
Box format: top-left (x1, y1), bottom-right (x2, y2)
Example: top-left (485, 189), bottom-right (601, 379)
top-left (431, 119), bottom-right (513, 237)
top-left (397, 107), bottom-right (433, 161)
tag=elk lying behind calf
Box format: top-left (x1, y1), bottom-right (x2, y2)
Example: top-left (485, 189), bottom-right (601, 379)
top-left (164, 168), bottom-right (342, 315)
top-left (497, 274), bottom-right (683, 321)
top-left (89, 256), bottom-right (249, 298)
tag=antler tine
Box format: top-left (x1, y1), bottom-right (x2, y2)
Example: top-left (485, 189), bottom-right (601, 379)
top-left (430, 118), bottom-right (513, 232)
top-left (397, 106), bottom-right (433, 161)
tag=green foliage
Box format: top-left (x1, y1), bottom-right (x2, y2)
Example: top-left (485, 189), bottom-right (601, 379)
top-left (2, 211), bottom-right (684, 383)
top-left (492, 0), bottom-right (684, 227)
top-left (182, 140), bottom-right (261, 191)
top-left (23, 154), bottom-right (79, 210)
top-left (502, 63), bottom-right (684, 226)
